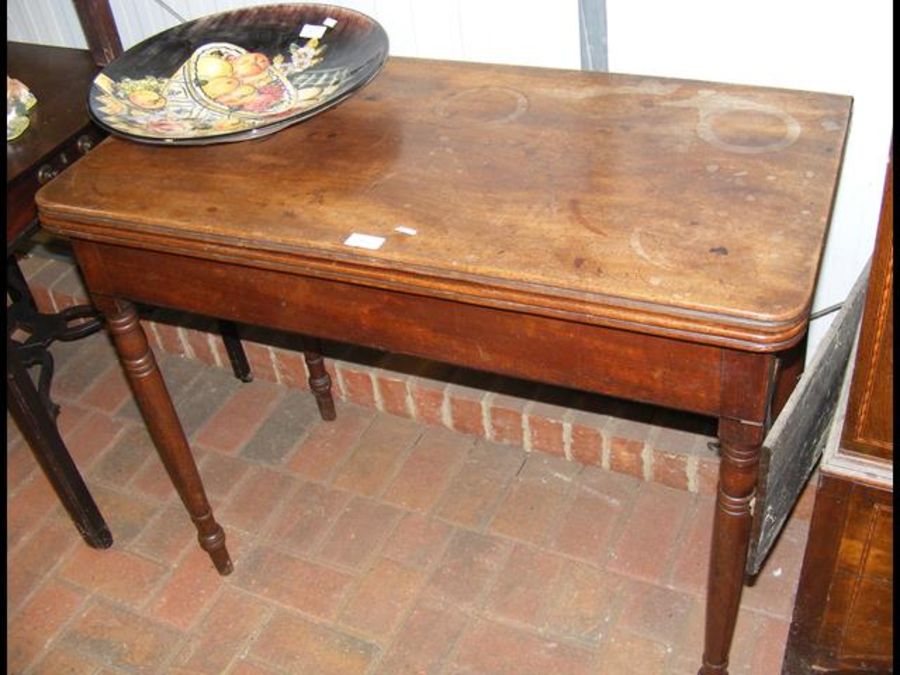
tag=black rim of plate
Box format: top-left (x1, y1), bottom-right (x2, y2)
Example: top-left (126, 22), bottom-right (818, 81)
top-left (87, 3), bottom-right (389, 145)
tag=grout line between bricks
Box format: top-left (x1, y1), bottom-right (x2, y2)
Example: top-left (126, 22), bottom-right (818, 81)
top-left (562, 410), bottom-right (574, 461)
top-left (642, 440), bottom-right (654, 482)
top-left (686, 454), bottom-right (700, 493)
top-left (594, 481), bottom-right (641, 572)
top-left (428, 436), bottom-right (476, 519)
top-left (600, 426), bottom-right (611, 471)
top-left (252, 478), bottom-right (307, 548)
top-left (480, 391), bottom-right (495, 443)
top-left (7, 404), bottom-right (94, 504)
top-left (212, 384), bottom-right (289, 458)
top-left (403, 377), bottom-right (418, 420)
top-left (207, 331), bottom-right (225, 370)
top-left (6, 443), bottom-right (38, 491)
top-left (365, 532), bottom-right (457, 674)
top-left (317, 406), bottom-right (379, 486)
top-left (372, 428), bottom-right (425, 503)
top-left (370, 369), bottom-right (385, 413)
top-left (661, 495), bottom-right (704, 592)
top-left (45, 281), bottom-right (62, 314)
top-left (22, 585), bottom-right (96, 673)
top-left (475, 454), bottom-right (529, 535)
top-left (425, 475), bottom-right (652, 578)
top-left (303, 492), bottom-right (364, 565)
top-left (328, 508), bottom-right (408, 630)
top-left (131, 516), bottom-right (202, 616)
top-left (145, 320), bottom-right (165, 357)
top-left (175, 326), bottom-right (194, 361)
top-left (224, 562), bottom-right (388, 658)
top-left (6, 516), bottom-right (83, 619)
top-left (7, 481), bottom-right (69, 562)
top-left (331, 362), bottom-right (348, 404)
top-left (439, 386), bottom-right (452, 429)
top-left (521, 402), bottom-right (533, 453)
top-left (154, 583), bottom-right (229, 672)
top-left (265, 345), bottom-right (281, 386)
top-left (224, 599), bottom-right (279, 674)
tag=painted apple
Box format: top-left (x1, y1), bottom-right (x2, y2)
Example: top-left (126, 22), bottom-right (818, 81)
top-left (233, 52), bottom-right (271, 79)
top-left (237, 82), bottom-right (288, 113)
top-left (201, 76), bottom-right (240, 100)
top-left (127, 89), bottom-right (166, 110)
top-left (196, 54), bottom-right (234, 80)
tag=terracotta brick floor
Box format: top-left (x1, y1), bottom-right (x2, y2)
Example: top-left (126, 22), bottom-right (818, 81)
top-left (7, 328), bottom-right (812, 674)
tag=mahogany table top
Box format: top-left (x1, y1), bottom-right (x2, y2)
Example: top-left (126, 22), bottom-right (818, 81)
top-left (37, 57), bottom-right (851, 350)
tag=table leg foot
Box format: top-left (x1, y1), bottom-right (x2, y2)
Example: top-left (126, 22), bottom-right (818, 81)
top-left (78, 524), bottom-right (114, 548)
top-left (195, 511), bottom-right (233, 575)
top-left (218, 319), bottom-right (253, 383)
top-left (303, 338), bottom-right (336, 421)
top-left (700, 419), bottom-right (763, 675)
top-left (100, 298), bottom-right (232, 574)
top-left (698, 661), bottom-right (728, 675)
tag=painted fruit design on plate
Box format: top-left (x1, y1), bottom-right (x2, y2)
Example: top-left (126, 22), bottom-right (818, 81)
top-left (91, 23), bottom-right (345, 139)
top-left (188, 43), bottom-right (296, 117)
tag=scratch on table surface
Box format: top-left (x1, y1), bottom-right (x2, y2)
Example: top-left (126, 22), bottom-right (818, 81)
top-left (630, 227), bottom-right (676, 270)
top-left (569, 198), bottom-right (607, 236)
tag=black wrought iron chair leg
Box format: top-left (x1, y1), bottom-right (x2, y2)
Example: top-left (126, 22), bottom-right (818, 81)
top-left (7, 255), bottom-right (37, 310)
top-left (7, 335), bottom-right (113, 548)
top-left (34, 349), bottom-right (61, 419)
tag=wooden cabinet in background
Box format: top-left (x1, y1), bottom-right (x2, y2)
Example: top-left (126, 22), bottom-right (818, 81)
top-left (841, 157), bottom-right (893, 463)
top-left (783, 153), bottom-right (893, 674)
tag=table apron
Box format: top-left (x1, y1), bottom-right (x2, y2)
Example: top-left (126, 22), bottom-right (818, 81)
top-left (75, 239), bottom-right (725, 416)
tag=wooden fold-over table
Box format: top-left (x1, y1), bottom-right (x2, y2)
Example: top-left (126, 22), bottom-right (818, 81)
top-left (37, 57), bottom-right (850, 674)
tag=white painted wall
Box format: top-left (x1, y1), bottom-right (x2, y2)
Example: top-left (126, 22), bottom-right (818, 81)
top-left (8, 0), bottom-right (893, 361)
top-left (6, 0), bottom-right (582, 68)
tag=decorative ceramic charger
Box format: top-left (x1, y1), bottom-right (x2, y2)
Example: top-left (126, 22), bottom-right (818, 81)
top-left (88, 3), bottom-right (389, 145)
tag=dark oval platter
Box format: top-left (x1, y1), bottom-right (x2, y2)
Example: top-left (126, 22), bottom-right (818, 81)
top-left (88, 3), bottom-right (389, 145)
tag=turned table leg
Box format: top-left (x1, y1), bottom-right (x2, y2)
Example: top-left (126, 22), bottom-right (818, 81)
top-left (699, 418), bottom-right (765, 675)
top-left (98, 298), bottom-right (232, 575)
top-left (302, 336), bottom-right (336, 421)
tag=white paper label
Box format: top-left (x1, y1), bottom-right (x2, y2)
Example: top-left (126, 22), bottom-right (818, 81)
top-left (299, 24), bottom-right (327, 39)
top-left (343, 233), bottom-right (386, 250)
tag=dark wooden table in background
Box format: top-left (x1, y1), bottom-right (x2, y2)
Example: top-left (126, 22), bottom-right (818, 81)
top-left (37, 57), bottom-right (851, 674)
top-left (8, 42), bottom-right (106, 243)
